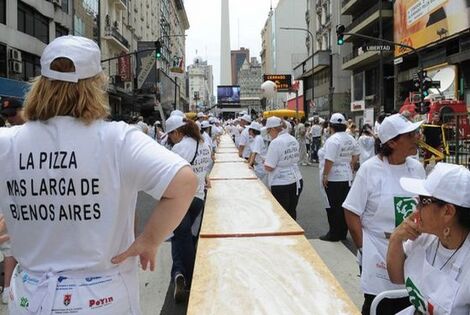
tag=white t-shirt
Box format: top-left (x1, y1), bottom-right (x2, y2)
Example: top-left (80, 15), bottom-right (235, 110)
top-left (234, 125), bottom-right (243, 147)
top-left (323, 131), bottom-right (360, 182)
top-left (238, 128), bottom-right (252, 158)
top-left (402, 234), bottom-right (470, 315)
top-left (310, 124), bottom-right (322, 137)
top-left (0, 117), bottom-right (188, 273)
top-left (342, 156), bottom-right (425, 230)
top-left (250, 135), bottom-right (267, 174)
top-left (172, 136), bottom-right (211, 200)
top-left (264, 132), bottom-right (302, 186)
top-left (358, 134), bottom-right (376, 165)
top-left (202, 131), bottom-right (213, 152)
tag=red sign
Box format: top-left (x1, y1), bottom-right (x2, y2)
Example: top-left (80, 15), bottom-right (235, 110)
top-left (118, 54), bottom-right (132, 82)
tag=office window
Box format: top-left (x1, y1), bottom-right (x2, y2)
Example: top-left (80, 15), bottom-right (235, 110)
top-left (61, 0), bottom-right (69, 14)
top-left (21, 51), bottom-right (41, 81)
top-left (18, 2), bottom-right (50, 44)
top-left (0, 0), bottom-right (5, 24)
top-left (55, 23), bottom-right (69, 38)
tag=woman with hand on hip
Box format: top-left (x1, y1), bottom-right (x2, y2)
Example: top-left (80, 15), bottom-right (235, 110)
top-left (388, 163), bottom-right (470, 315)
top-left (1, 36), bottom-right (197, 315)
top-left (343, 114), bottom-right (425, 315)
top-left (264, 117), bottom-right (303, 220)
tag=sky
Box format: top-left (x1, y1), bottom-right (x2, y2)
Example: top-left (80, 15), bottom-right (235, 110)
top-left (185, 0), bottom-right (280, 92)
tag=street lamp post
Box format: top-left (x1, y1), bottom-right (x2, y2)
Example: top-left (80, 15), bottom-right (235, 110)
top-left (280, 27), bottom-right (314, 118)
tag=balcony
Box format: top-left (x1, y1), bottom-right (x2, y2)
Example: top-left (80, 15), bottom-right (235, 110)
top-left (313, 50), bottom-right (331, 74)
top-left (344, 1), bottom-right (393, 41)
top-left (342, 0), bottom-right (375, 16)
top-left (342, 47), bottom-right (391, 70)
top-left (104, 24), bottom-right (130, 52)
top-left (115, 0), bottom-right (128, 11)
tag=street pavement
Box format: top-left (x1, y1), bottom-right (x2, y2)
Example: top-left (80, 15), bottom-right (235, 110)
top-left (0, 164), bottom-right (363, 314)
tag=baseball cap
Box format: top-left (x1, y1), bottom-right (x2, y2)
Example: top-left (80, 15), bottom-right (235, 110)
top-left (170, 109), bottom-right (185, 117)
top-left (41, 36), bottom-right (102, 83)
top-left (201, 120), bottom-right (211, 129)
top-left (1, 97), bottom-right (22, 116)
top-left (248, 122), bottom-right (262, 132)
top-left (266, 116), bottom-right (282, 129)
top-left (240, 114), bottom-right (252, 123)
top-left (164, 116), bottom-right (186, 134)
top-left (330, 113), bottom-right (347, 125)
top-left (197, 112), bottom-right (205, 118)
top-left (400, 163), bottom-right (470, 208)
top-left (378, 113), bottom-right (423, 143)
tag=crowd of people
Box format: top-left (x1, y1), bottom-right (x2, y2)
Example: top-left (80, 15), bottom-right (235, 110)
top-left (0, 35), bottom-right (468, 315)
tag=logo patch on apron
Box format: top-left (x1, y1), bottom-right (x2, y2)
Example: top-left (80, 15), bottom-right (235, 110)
top-left (406, 277), bottom-right (434, 315)
top-left (394, 196), bottom-right (417, 226)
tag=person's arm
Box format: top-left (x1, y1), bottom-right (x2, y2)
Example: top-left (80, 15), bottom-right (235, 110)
top-left (322, 159), bottom-right (333, 187)
top-left (0, 215), bottom-right (9, 244)
top-left (248, 152), bottom-right (256, 168)
top-left (238, 145), bottom-right (245, 158)
top-left (387, 212), bottom-right (421, 284)
top-left (344, 210), bottom-right (362, 249)
top-left (112, 166), bottom-right (197, 271)
top-left (351, 154), bottom-right (359, 171)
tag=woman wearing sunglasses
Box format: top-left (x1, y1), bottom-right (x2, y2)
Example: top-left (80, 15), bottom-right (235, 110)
top-left (343, 113), bottom-right (425, 315)
top-left (387, 163), bottom-right (470, 315)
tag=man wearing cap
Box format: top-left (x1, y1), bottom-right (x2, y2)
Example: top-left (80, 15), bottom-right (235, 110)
top-left (264, 116), bottom-right (303, 220)
top-left (343, 113), bottom-right (425, 315)
top-left (320, 113), bottom-right (360, 242)
top-left (238, 114), bottom-right (252, 159)
top-left (387, 163), bottom-right (470, 315)
top-left (0, 35), bottom-right (197, 314)
top-left (247, 122), bottom-right (267, 185)
top-left (1, 97), bottom-right (25, 126)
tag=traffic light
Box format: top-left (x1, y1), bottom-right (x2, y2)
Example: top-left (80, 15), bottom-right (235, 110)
top-left (155, 40), bottom-right (162, 59)
top-left (422, 76), bottom-right (432, 97)
top-left (336, 25), bottom-right (345, 45)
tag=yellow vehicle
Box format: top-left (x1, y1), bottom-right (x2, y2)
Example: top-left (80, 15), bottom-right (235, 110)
top-left (262, 109), bottom-right (305, 119)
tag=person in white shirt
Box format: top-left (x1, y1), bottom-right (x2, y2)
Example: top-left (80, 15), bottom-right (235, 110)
top-left (320, 113), bottom-right (360, 242)
top-left (343, 113), bottom-right (425, 315)
top-left (310, 117), bottom-right (322, 163)
top-left (387, 163), bottom-right (470, 315)
top-left (358, 124), bottom-right (376, 166)
top-left (295, 118), bottom-right (308, 166)
top-left (247, 122), bottom-right (267, 185)
top-left (264, 117), bottom-right (303, 220)
top-left (165, 116), bottom-right (212, 303)
top-left (1, 36), bottom-right (197, 315)
top-left (238, 115), bottom-right (252, 159)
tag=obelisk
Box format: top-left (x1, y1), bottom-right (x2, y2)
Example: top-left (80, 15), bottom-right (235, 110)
top-left (220, 0), bottom-right (232, 85)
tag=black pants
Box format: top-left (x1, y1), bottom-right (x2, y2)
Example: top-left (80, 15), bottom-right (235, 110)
top-left (325, 181), bottom-right (350, 240)
top-left (362, 293), bottom-right (411, 315)
top-left (271, 180), bottom-right (303, 220)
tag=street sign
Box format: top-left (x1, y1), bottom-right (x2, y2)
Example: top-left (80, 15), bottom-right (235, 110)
top-left (364, 45), bottom-right (391, 52)
top-left (394, 57), bottom-right (403, 65)
top-left (263, 74), bottom-right (292, 92)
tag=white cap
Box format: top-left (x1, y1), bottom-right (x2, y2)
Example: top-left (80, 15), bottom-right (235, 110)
top-left (330, 113), bottom-right (347, 125)
top-left (266, 116), bottom-right (282, 129)
top-left (378, 113), bottom-right (423, 143)
top-left (40, 35), bottom-right (102, 83)
top-left (209, 117), bottom-right (216, 124)
top-left (400, 163), bottom-right (470, 208)
top-left (201, 120), bottom-right (211, 129)
top-left (248, 122), bottom-right (262, 132)
top-left (240, 114), bottom-right (252, 123)
top-left (170, 109), bottom-right (185, 117)
top-left (197, 112), bottom-right (205, 118)
top-left (165, 116), bottom-right (186, 134)
top-left (239, 111), bottom-right (248, 116)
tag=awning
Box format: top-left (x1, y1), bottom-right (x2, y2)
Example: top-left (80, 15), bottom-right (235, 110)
top-left (0, 77), bottom-right (30, 100)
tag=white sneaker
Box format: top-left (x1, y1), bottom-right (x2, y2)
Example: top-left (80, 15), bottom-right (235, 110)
top-left (2, 287), bottom-right (9, 304)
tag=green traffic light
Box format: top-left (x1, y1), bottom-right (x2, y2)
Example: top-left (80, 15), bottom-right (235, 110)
top-left (338, 38), bottom-right (344, 45)
top-left (156, 52), bottom-right (161, 59)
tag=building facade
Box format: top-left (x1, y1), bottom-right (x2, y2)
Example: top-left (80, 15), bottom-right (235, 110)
top-left (188, 57), bottom-right (213, 112)
top-left (238, 57), bottom-right (262, 113)
top-left (260, 0), bottom-right (308, 110)
top-left (0, 0), bottom-right (73, 98)
top-left (231, 47), bottom-right (249, 85)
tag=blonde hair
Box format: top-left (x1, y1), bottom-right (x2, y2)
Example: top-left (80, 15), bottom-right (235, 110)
top-left (23, 58), bottom-right (110, 124)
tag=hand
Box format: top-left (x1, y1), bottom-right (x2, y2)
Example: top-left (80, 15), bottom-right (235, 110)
top-left (356, 248), bottom-right (362, 267)
top-left (205, 177), bottom-right (212, 189)
top-left (0, 215), bottom-right (9, 244)
top-left (111, 234), bottom-right (159, 271)
top-left (391, 212), bottom-right (421, 242)
top-left (322, 175), bottom-right (328, 188)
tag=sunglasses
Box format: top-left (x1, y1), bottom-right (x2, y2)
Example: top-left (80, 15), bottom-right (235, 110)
top-left (418, 196), bottom-right (446, 207)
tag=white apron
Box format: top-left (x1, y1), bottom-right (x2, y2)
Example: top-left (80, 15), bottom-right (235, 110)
top-left (361, 158), bottom-right (419, 295)
top-left (8, 262), bottom-right (140, 315)
top-left (396, 236), bottom-right (470, 315)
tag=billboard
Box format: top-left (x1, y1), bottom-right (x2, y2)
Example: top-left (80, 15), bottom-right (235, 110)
top-left (394, 0), bottom-right (470, 56)
top-left (217, 86), bottom-right (240, 104)
top-left (263, 74), bottom-right (292, 92)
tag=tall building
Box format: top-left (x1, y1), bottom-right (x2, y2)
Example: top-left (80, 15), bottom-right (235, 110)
top-left (294, 0), bottom-right (352, 117)
top-left (188, 57), bottom-right (214, 112)
top-left (340, 0), bottom-right (394, 120)
top-left (260, 0), bottom-right (308, 110)
top-left (231, 47), bottom-right (249, 85)
top-left (0, 0), bottom-right (73, 99)
top-left (238, 57), bottom-right (262, 113)
top-left (220, 0), bottom-right (232, 85)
